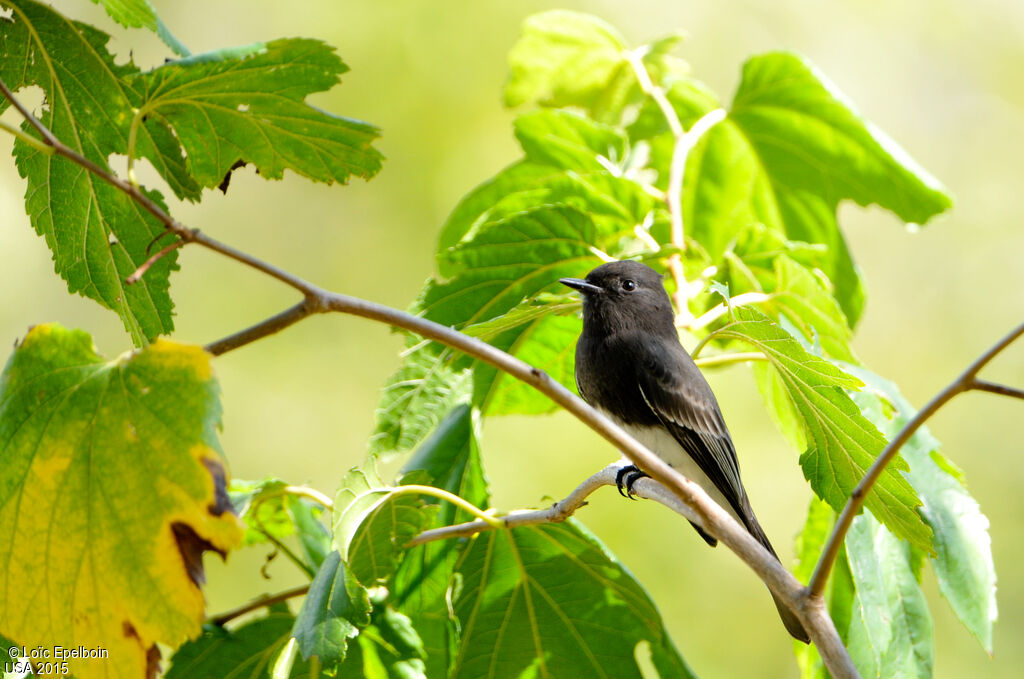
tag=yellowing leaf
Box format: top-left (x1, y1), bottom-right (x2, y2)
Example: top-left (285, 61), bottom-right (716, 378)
top-left (0, 325), bottom-right (241, 679)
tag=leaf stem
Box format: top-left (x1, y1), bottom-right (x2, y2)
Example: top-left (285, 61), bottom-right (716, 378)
top-left (624, 49), bottom-right (725, 325)
top-left (695, 351), bottom-right (767, 369)
top-left (808, 320), bottom-right (1024, 597)
top-left (0, 118), bottom-right (53, 154)
top-left (208, 584), bottom-right (311, 626)
top-left (125, 238), bottom-right (185, 285)
top-left (389, 484), bottom-right (502, 527)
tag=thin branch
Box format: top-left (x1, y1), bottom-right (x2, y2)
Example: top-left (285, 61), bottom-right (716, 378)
top-left (409, 464), bottom-right (623, 546)
top-left (809, 320), bottom-right (1024, 597)
top-left (0, 117), bottom-right (53, 154)
top-left (1, 75), bottom-right (855, 674)
top-left (205, 301), bottom-right (316, 355)
top-left (208, 584), bottom-right (311, 626)
top-left (970, 378), bottom-right (1024, 401)
top-left (125, 239), bottom-right (186, 285)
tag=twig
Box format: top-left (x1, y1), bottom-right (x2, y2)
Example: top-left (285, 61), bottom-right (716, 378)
top-left (971, 378), bottom-right (1024, 401)
top-left (0, 75), bottom-right (855, 675)
top-left (205, 301), bottom-right (316, 355)
top-left (809, 320), bottom-right (1024, 597)
top-left (208, 584), bottom-right (311, 626)
top-left (125, 239), bottom-right (185, 285)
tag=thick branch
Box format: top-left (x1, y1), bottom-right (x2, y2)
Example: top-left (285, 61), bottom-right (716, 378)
top-left (809, 320), bottom-right (1024, 597)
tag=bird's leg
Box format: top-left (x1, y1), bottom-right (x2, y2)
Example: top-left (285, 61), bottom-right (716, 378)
top-left (614, 463), bottom-right (651, 499)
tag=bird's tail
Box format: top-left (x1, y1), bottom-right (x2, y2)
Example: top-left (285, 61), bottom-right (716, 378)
top-left (738, 500), bottom-right (811, 644)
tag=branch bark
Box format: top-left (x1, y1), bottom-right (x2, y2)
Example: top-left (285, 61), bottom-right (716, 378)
top-left (809, 320), bottom-right (1024, 597)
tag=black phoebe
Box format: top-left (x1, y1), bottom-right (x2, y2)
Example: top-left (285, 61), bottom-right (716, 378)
top-left (560, 260), bottom-right (810, 644)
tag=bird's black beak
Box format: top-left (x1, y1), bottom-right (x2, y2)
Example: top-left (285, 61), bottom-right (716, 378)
top-left (559, 277), bottom-right (604, 295)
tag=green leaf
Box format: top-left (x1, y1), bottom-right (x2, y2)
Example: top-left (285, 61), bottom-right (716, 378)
top-left (292, 551), bottom-right (371, 666)
top-left (452, 521), bottom-right (695, 679)
top-left (460, 298), bottom-right (578, 343)
top-left (347, 492), bottom-right (439, 587)
top-left (337, 593), bottom-right (429, 679)
top-left (514, 109), bottom-right (627, 172)
top-left (403, 205), bottom-right (601, 426)
top-left (332, 467), bottom-right (440, 587)
top-left (764, 256), bottom-right (855, 362)
top-left (88, 0), bottom-right (190, 56)
top-left (1, 633), bottom-right (35, 677)
top-left (392, 405), bottom-right (489, 679)
top-left (719, 307), bottom-right (931, 551)
top-left (166, 605), bottom-right (312, 679)
top-left (1, 0), bottom-right (192, 341)
top-left (0, 324), bottom-right (242, 679)
top-left (369, 342), bottom-right (473, 459)
top-left (438, 109), bottom-right (653, 255)
top-left (847, 367), bottom-right (997, 653)
top-left (846, 513), bottom-right (934, 678)
top-left (131, 38), bottom-right (383, 189)
top-left (730, 52), bottom-right (951, 321)
top-left (230, 478), bottom-right (294, 545)
top-left (504, 11), bottom-right (628, 111)
top-left (639, 52), bottom-right (952, 324)
top-left (229, 478), bottom-right (331, 573)
top-left (421, 205), bottom-right (600, 328)
top-left (477, 314), bottom-right (582, 415)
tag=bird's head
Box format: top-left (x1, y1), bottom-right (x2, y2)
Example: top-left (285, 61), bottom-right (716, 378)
top-left (560, 260), bottom-right (676, 336)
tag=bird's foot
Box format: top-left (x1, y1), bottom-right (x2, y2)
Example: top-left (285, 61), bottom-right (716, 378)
top-left (614, 464), bottom-right (650, 500)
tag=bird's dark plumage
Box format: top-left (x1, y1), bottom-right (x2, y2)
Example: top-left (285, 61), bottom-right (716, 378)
top-left (561, 260), bottom-right (809, 643)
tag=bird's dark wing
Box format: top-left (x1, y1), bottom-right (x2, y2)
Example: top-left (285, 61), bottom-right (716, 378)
top-left (631, 335), bottom-right (752, 526)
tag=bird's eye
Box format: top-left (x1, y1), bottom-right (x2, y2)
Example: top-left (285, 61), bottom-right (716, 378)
top-left (622, 279), bottom-right (636, 292)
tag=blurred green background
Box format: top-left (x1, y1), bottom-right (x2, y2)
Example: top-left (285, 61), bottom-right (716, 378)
top-left (1, 1), bottom-right (1022, 676)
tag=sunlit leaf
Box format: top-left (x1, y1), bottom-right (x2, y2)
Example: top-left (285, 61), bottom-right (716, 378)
top-left (88, 0), bottom-right (189, 56)
top-left (0, 325), bottom-right (242, 679)
top-left (452, 521), bottom-right (695, 679)
top-left (131, 38), bottom-right (383, 189)
top-left (635, 52), bottom-right (952, 324)
top-left (719, 307), bottom-right (930, 551)
top-left (166, 605), bottom-right (313, 679)
top-left (846, 513), bottom-right (933, 678)
top-left (369, 343), bottom-right (473, 459)
top-left (1, 0), bottom-right (190, 341)
top-left (338, 592), bottom-right (428, 679)
top-left (504, 10), bottom-right (628, 111)
top-left (292, 551), bottom-right (371, 666)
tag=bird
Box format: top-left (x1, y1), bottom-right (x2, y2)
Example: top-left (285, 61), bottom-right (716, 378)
top-left (559, 259), bottom-right (810, 644)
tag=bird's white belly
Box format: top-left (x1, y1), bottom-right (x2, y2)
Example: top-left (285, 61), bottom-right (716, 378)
top-left (610, 418), bottom-right (742, 524)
